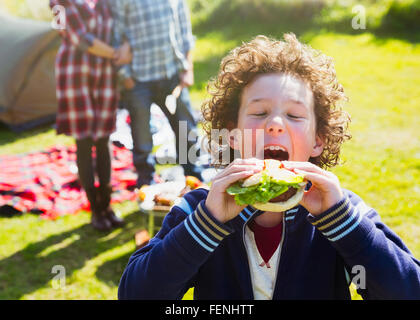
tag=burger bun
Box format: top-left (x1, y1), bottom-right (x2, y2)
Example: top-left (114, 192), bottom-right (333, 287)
top-left (252, 187), bottom-right (304, 212)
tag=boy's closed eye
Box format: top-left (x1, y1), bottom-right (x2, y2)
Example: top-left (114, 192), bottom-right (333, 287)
top-left (246, 105), bottom-right (268, 117)
top-left (249, 111), bottom-right (306, 119)
top-left (251, 111), bottom-right (267, 117)
top-left (287, 113), bottom-right (306, 120)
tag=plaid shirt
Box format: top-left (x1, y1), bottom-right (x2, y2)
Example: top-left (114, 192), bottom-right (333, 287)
top-left (50, 0), bottom-right (118, 140)
top-left (110, 0), bottom-right (195, 81)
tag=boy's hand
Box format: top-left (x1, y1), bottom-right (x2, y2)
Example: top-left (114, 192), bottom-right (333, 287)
top-left (205, 158), bottom-right (264, 223)
top-left (282, 161), bottom-right (343, 216)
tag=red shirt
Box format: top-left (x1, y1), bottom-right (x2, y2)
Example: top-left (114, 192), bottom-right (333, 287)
top-left (248, 219), bottom-right (283, 264)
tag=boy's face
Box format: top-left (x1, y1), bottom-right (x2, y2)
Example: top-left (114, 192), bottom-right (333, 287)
top-left (231, 73), bottom-right (324, 162)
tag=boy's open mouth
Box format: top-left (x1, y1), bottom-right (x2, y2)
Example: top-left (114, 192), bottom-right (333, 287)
top-left (263, 145), bottom-right (289, 161)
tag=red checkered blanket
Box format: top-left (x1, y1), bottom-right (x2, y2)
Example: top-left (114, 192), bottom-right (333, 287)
top-left (0, 144), bottom-right (138, 219)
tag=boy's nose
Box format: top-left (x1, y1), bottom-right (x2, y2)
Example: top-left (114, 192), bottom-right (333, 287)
top-left (266, 117), bottom-right (284, 135)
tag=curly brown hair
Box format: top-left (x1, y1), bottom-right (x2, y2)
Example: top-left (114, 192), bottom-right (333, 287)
top-left (201, 33), bottom-right (351, 169)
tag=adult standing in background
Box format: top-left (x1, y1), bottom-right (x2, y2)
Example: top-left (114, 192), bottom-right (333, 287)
top-left (111, 0), bottom-right (203, 188)
top-left (50, 0), bottom-right (132, 231)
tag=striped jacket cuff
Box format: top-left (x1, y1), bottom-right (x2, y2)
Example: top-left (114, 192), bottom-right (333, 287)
top-left (307, 196), bottom-right (377, 257)
top-left (183, 201), bottom-right (233, 253)
top-left (307, 197), bottom-right (364, 242)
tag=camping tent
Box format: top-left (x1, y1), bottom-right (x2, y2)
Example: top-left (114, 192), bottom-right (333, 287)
top-left (0, 14), bottom-right (59, 131)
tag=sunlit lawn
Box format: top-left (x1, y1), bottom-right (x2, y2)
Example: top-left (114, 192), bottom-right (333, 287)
top-left (0, 17), bottom-right (419, 299)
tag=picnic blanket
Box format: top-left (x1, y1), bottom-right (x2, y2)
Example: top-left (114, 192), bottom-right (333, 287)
top-left (0, 108), bottom-right (216, 220)
top-left (0, 143), bottom-right (138, 220)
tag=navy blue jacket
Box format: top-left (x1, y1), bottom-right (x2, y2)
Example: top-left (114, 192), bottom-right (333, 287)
top-left (118, 188), bottom-right (420, 299)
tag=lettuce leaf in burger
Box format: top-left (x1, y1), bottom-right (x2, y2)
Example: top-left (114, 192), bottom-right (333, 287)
top-left (226, 159), bottom-right (307, 212)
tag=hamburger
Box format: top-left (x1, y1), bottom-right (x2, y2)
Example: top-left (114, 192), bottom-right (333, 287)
top-left (226, 159), bottom-right (306, 212)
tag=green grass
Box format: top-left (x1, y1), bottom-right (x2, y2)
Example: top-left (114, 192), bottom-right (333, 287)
top-left (0, 1), bottom-right (419, 300)
top-left (0, 201), bottom-right (137, 299)
top-left (314, 33), bottom-right (420, 251)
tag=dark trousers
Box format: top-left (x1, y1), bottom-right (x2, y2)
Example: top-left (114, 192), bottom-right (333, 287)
top-left (75, 136), bottom-right (111, 189)
top-left (125, 74), bottom-right (200, 183)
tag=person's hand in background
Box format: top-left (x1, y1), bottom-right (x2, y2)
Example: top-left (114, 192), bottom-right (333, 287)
top-left (179, 51), bottom-right (194, 87)
top-left (179, 67), bottom-right (194, 87)
top-left (114, 41), bottom-right (132, 66)
top-left (123, 77), bottom-right (135, 90)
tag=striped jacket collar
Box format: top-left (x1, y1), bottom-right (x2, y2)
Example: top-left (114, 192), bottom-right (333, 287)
top-left (233, 204), bottom-right (302, 228)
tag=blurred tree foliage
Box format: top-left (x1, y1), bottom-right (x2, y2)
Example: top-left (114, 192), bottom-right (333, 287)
top-left (0, 0), bottom-right (418, 34)
top-left (187, 0), bottom-right (419, 35)
top-left (381, 0), bottom-right (420, 31)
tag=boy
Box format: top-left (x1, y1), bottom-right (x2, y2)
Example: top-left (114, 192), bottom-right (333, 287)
top-left (118, 34), bottom-right (420, 299)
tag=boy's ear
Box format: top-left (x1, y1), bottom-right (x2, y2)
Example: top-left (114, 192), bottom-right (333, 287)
top-left (311, 134), bottom-right (324, 158)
